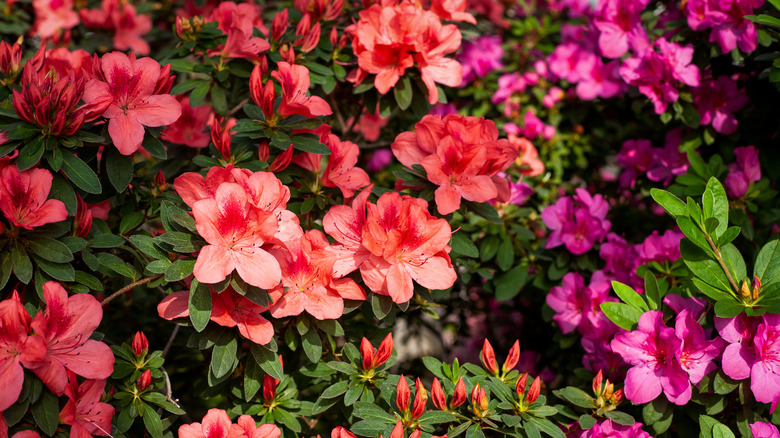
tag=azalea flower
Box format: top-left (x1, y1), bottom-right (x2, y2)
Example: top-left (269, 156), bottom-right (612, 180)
top-left (750, 422), bottom-right (780, 438)
top-left (592, 0), bottom-right (650, 58)
top-left (694, 75), bottom-right (748, 135)
top-left (458, 35), bottom-right (504, 85)
top-left (0, 292), bottom-right (46, 411)
top-left (611, 311), bottom-right (691, 404)
top-left (674, 309), bottom-right (723, 385)
top-left (205, 2), bottom-right (270, 61)
top-left (541, 188), bottom-right (611, 255)
top-left (323, 185), bottom-right (373, 278)
top-left (546, 272), bottom-right (616, 335)
top-left (271, 62), bottom-right (332, 119)
top-left (0, 166), bottom-right (68, 230)
top-left (725, 146), bottom-right (760, 198)
top-left (83, 51), bottom-right (182, 155)
top-left (179, 409), bottom-right (280, 438)
top-left (80, 0), bottom-right (152, 55)
top-left (161, 96), bottom-right (212, 148)
top-left (269, 230), bottom-right (366, 320)
top-left (30, 282), bottom-right (115, 395)
top-left (32, 0), bottom-right (80, 39)
top-left (158, 286), bottom-right (274, 345)
top-left (59, 373), bottom-right (115, 438)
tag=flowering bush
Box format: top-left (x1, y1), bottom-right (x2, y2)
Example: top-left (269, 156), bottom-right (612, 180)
top-left (1, 0), bottom-right (780, 437)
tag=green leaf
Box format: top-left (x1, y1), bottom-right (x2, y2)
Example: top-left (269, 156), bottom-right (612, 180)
top-left (142, 135), bottom-right (167, 159)
top-left (74, 270), bottom-right (103, 291)
top-left (27, 236), bottom-right (74, 263)
top-left (11, 241), bottom-right (32, 284)
top-left (16, 135), bottom-right (45, 171)
top-left (612, 281), bottom-right (648, 312)
top-left (91, 233), bottom-right (126, 248)
top-left (165, 259), bottom-right (196, 282)
top-left (251, 344), bottom-right (284, 381)
top-left (755, 240), bottom-right (780, 286)
top-left (97, 253), bottom-right (137, 279)
top-left (394, 76), bottom-right (413, 110)
top-left (34, 257), bottom-right (75, 281)
top-left (450, 232), bottom-right (479, 258)
top-left (604, 411), bottom-right (635, 426)
top-left (302, 329), bottom-right (323, 363)
top-left (419, 410), bottom-right (456, 424)
top-left (527, 416), bottom-right (567, 438)
top-left (496, 238), bottom-right (514, 271)
top-left (579, 414), bottom-right (597, 430)
top-left (344, 383), bottom-right (364, 406)
top-left (553, 387), bottom-right (596, 409)
top-left (190, 81), bottom-right (211, 106)
top-left (50, 174), bottom-right (77, 214)
top-left (720, 244), bottom-right (746, 285)
top-left (681, 239), bottom-right (733, 293)
top-left (211, 336), bottom-right (238, 379)
top-left (650, 189), bottom-right (687, 217)
top-left (691, 278), bottom-right (732, 301)
top-left (600, 302), bottom-right (642, 330)
top-left (105, 146), bottom-right (134, 192)
top-left (31, 389), bottom-right (59, 436)
top-left (712, 424), bottom-right (736, 438)
top-left (494, 264), bottom-right (529, 301)
top-left (129, 235), bottom-right (168, 260)
top-left (189, 280), bottom-right (212, 332)
top-left (141, 404), bottom-right (164, 438)
top-left (61, 152), bottom-right (101, 194)
top-left (464, 201), bottom-right (503, 224)
top-left (291, 134), bottom-right (331, 155)
top-left (353, 401), bottom-right (397, 423)
top-left (714, 300), bottom-right (744, 318)
top-left (243, 103), bottom-right (265, 120)
top-left (644, 272), bottom-right (661, 311)
top-left (211, 86), bottom-right (228, 115)
top-left (171, 79), bottom-right (208, 95)
top-left (320, 380), bottom-right (350, 399)
top-left (718, 226), bottom-right (741, 247)
top-left (703, 177), bottom-right (729, 240)
top-left (687, 150), bottom-right (709, 178)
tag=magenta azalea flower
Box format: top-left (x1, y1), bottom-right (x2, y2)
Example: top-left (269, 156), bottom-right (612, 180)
top-left (542, 188), bottom-right (611, 255)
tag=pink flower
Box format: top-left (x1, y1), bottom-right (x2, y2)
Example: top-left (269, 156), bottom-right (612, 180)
top-left (573, 418), bottom-right (652, 438)
top-left (611, 311), bottom-right (691, 404)
top-left (716, 313), bottom-right (761, 380)
top-left (458, 35), bottom-right (504, 85)
top-left (492, 73), bottom-right (526, 105)
top-left (574, 56), bottom-right (624, 101)
top-left (542, 188), bottom-right (611, 255)
top-left (725, 145), bottom-right (760, 198)
top-left (693, 75), bottom-right (748, 135)
top-left (271, 62), bottom-right (332, 119)
top-left (598, 233), bottom-right (640, 287)
top-left (30, 282), bottom-right (115, 395)
top-left (59, 374), bottom-right (115, 438)
top-left (750, 422), bottom-right (780, 438)
top-left (674, 309), bottom-right (723, 385)
top-left (230, 415), bottom-right (281, 438)
top-left (616, 139), bottom-right (654, 188)
top-left (161, 96), bottom-right (212, 148)
top-left (707, 0), bottom-right (762, 54)
top-left (32, 0), bottom-right (80, 39)
top-left (205, 2), bottom-right (270, 60)
top-left (636, 229), bottom-right (683, 266)
top-left (546, 272), bottom-right (616, 335)
top-left (179, 409), bottom-right (233, 438)
top-left (80, 0), bottom-right (152, 55)
top-left (158, 286), bottom-right (274, 345)
top-left (751, 315), bottom-right (780, 405)
top-left (593, 0), bottom-right (650, 58)
top-left (0, 291), bottom-right (46, 411)
top-left (367, 149), bottom-right (393, 172)
top-left (84, 52), bottom-right (182, 155)
top-left (0, 166), bottom-right (68, 230)
top-left (646, 129), bottom-right (689, 186)
top-left (322, 186), bottom-right (373, 278)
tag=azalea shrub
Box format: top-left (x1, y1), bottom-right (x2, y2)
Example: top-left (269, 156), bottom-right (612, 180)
top-left (2, 0), bottom-right (780, 437)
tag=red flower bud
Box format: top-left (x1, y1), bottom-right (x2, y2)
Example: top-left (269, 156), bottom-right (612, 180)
top-left (409, 430), bottom-right (421, 438)
top-left (360, 337), bottom-right (374, 371)
top-left (525, 377), bottom-right (541, 404)
top-left (502, 340), bottom-right (520, 373)
top-left (271, 9), bottom-right (289, 42)
top-left (131, 331), bottom-right (149, 356)
top-left (411, 378), bottom-right (427, 418)
top-left (263, 373), bottom-right (277, 401)
top-left (281, 45), bottom-right (296, 64)
top-left (155, 170), bottom-right (168, 191)
top-left (0, 36), bottom-right (23, 79)
top-left (268, 144), bottom-right (293, 172)
top-left (516, 373), bottom-right (528, 398)
top-left (481, 339), bottom-right (498, 375)
top-left (258, 140), bottom-right (270, 162)
top-left (450, 378), bottom-right (466, 408)
top-left (471, 384), bottom-right (488, 413)
top-left (324, 0), bottom-right (343, 20)
top-left (331, 427), bottom-right (357, 438)
top-left (211, 116), bottom-right (232, 160)
top-left (249, 64), bottom-right (264, 107)
top-left (612, 388), bottom-right (624, 405)
top-left (329, 27), bottom-right (339, 48)
top-left (389, 421), bottom-right (404, 438)
top-left (296, 13), bottom-right (312, 37)
top-left (154, 63), bottom-right (175, 94)
top-left (374, 333), bottom-right (393, 367)
top-left (137, 369), bottom-right (151, 391)
top-left (301, 23), bottom-right (321, 53)
top-left (592, 370), bottom-right (603, 396)
top-left (431, 378), bottom-right (446, 411)
top-left (261, 81), bottom-right (275, 120)
top-left (74, 195), bottom-right (93, 238)
top-left (396, 375), bottom-right (410, 413)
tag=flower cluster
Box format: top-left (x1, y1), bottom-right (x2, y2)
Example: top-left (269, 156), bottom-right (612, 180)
top-left (541, 188), bottom-right (611, 255)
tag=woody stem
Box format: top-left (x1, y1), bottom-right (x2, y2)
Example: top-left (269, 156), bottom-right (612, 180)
top-left (705, 234), bottom-right (740, 297)
top-left (101, 274), bottom-right (163, 306)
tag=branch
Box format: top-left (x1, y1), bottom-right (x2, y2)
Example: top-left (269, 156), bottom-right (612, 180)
top-left (101, 274), bottom-right (163, 306)
top-left (706, 235), bottom-right (741, 296)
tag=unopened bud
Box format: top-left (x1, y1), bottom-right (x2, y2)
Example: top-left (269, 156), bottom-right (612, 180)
top-left (271, 9), bottom-right (289, 42)
top-left (525, 377), bottom-right (541, 404)
top-left (301, 23), bottom-right (321, 53)
top-left (360, 337), bottom-right (374, 371)
top-left (131, 331), bottom-right (149, 356)
top-left (155, 170), bottom-right (168, 192)
top-left (753, 275), bottom-right (761, 301)
top-left (74, 195), bottom-right (93, 238)
top-left (137, 369), bottom-right (151, 391)
top-left (263, 374), bottom-right (277, 401)
top-left (411, 378), bottom-right (427, 418)
top-left (740, 280), bottom-right (751, 298)
top-left (431, 378), bottom-right (446, 411)
top-left (295, 13), bottom-right (312, 36)
top-left (396, 375), bottom-right (410, 413)
top-left (603, 381), bottom-right (614, 401)
top-left (374, 333), bottom-right (393, 368)
top-left (450, 378), bottom-right (466, 409)
top-left (611, 388), bottom-right (624, 405)
top-left (268, 144), bottom-right (293, 172)
top-left (502, 340), bottom-right (520, 373)
top-left (592, 370), bottom-right (603, 396)
top-left (471, 384), bottom-right (488, 415)
top-left (481, 339), bottom-right (498, 375)
top-left (259, 141), bottom-right (270, 162)
top-left (516, 373), bottom-right (528, 398)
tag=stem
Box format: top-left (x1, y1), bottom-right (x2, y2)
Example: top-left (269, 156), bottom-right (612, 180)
top-left (101, 274), bottom-right (163, 306)
top-left (227, 98), bottom-right (250, 118)
top-left (705, 235), bottom-right (740, 296)
top-left (162, 324), bottom-right (180, 359)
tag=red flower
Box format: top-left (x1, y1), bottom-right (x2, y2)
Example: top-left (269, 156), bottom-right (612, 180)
top-left (161, 96), bottom-right (212, 148)
top-left (0, 165), bottom-right (68, 230)
top-left (59, 373), bottom-right (115, 438)
top-left (31, 282), bottom-right (115, 395)
top-left (0, 291), bottom-right (46, 411)
top-left (84, 52), bottom-right (182, 155)
top-left (271, 62), bottom-right (332, 118)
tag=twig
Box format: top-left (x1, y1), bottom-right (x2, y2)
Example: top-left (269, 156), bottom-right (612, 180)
top-left (160, 366), bottom-right (182, 409)
top-left (162, 324), bottom-right (180, 359)
top-left (706, 235), bottom-right (741, 296)
top-left (226, 97), bottom-right (250, 118)
top-left (101, 274), bottom-right (163, 306)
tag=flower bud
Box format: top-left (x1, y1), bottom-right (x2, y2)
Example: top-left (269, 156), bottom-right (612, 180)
top-left (396, 376), bottom-right (410, 412)
top-left (137, 369), bottom-right (151, 391)
top-left (471, 384), bottom-right (488, 415)
top-left (211, 116), bottom-right (232, 160)
top-left (324, 0), bottom-right (343, 20)
top-left (411, 378), bottom-right (427, 418)
top-left (525, 377), bottom-right (541, 404)
top-left (592, 370), bottom-right (603, 397)
top-left (431, 378), bottom-right (446, 411)
top-left (450, 378), bottom-right (466, 408)
top-left (360, 337), bottom-right (374, 371)
top-left (740, 279), bottom-right (751, 298)
top-left (332, 427), bottom-right (357, 438)
top-left (753, 275), bottom-right (761, 301)
top-left (389, 421), bottom-right (404, 438)
top-left (329, 27), bottom-right (339, 48)
top-left (263, 373), bottom-right (277, 402)
top-left (481, 339), bottom-right (498, 375)
top-left (603, 380), bottom-right (614, 401)
top-left (131, 331), bottom-right (149, 356)
top-left (301, 22), bottom-right (321, 53)
top-left (281, 45), bottom-right (296, 64)
top-left (271, 9), bottom-right (289, 42)
top-left (268, 144), bottom-right (293, 172)
top-left (249, 64), bottom-right (264, 107)
top-left (374, 333), bottom-right (393, 367)
top-left (155, 170), bottom-right (168, 192)
top-left (258, 140), bottom-right (270, 162)
top-left (74, 195), bottom-right (93, 238)
top-left (261, 81), bottom-right (275, 120)
top-left (516, 373), bottom-right (528, 398)
top-left (611, 388), bottom-right (624, 405)
top-left (502, 340), bottom-right (520, 373)
top-left (154, 63), bottom-right (175, 94)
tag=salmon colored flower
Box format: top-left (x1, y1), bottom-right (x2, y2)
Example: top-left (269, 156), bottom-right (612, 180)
top-left (83, 51), bottom-right (182, 155)
top-left (206, 2), bottom-right (270, 61)
top-left (230, 415), bottom-right (281, 438)
top-left (0, 291), bottom-right (46, 411)
top-left (30, 282), bottom-right (115, 395)
top-left (161, 96), bottom-right (211, 148)
top-left (392, 114), bottom-right (518, 215)
top-left (59, 373), bottom-right (115, 438)
top-left (271, 62), bottom-right (332, 118)
top-left (0, 166), bottom-right (68, 230)
top-left (268, 230), bottom-right (366, 320)
top-left (322, 185), bottom-right (373, 277)
top-left (32, 0), bottom-right (80, 39)
top-left (80, 0), bottom-right (152, 55)
top-left (360, 192), bottom-right (456, 303)
top-left (179, 409), bottom-right (232, 438)
top-left (158, 286), bottom-right (274, 345)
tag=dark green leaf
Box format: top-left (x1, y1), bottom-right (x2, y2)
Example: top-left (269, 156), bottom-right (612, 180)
top-left (141, 404), bottom-right (163, 438)
top-left (97, 253), bottom-right (137, 279)
top-left (393, 76), bottom-right (413, 110)
top-left (714, 300), bottom-right (744, 318)
top-left (190, 81), bottom-right (211, 107)
top-left (189, 280), bottom-right (212, 332)
top-left (450, 232), bottom-right (479, 258)
top-left (703, 177), bottom-right (729, 239)
top-left (165, 259), bottom-right (196, 282)
top-left (494, 264), bottom-right (529, 301)
top-left (31, 389), bottom-right (58, 436)
top-left (61, 152), bottom-right (101, 194)
top-left (291, 134), bottom-right (331, 155)
top-left (302, 329), bottom-right (323, 363)
top-left (612, 281), bottom-right (648, 312)
top-left (251, 344), bottom-right (284, 381)
top-left (91, 233), bottom-right (126, 248)
top-left (755, 240), bottom-right (780, 286)
top-left (27, 236), bottom-right (74, 263)
top-left (211, 336), bottom-right (238, 379)
top-left (496, 238), bottom-right (514, 271)
top-left (16, 135), bottom-right (45, 171)
top-left (11, 241), bottom-right (32, 284)
top-left (644, 272), bottom-right (661, 311)
top-left (142, 135), bottom-right (167, 159)
top-left (105, 147), bottom-right (133, 192)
